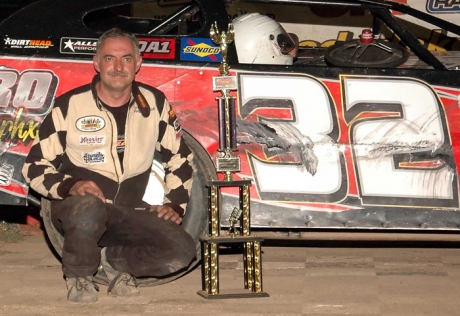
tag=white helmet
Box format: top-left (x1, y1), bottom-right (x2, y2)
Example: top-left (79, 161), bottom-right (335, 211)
top-left (232, 13), bottom-right (296, 65)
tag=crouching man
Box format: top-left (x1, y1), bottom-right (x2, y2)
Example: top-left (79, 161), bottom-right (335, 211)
top-left (22, 28), bottom-right (196, 303)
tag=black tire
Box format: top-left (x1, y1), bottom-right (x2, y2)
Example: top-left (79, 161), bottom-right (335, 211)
top-left (41, 130), bottom-right (216, 286)
top-left (325, 39), bottom-right (409, 68)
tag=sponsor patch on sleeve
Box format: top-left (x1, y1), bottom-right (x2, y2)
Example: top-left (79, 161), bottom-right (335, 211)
top-left (172, 118), bottom-right (182, 140)
top-left (168, 109), bottom-right (182, 139)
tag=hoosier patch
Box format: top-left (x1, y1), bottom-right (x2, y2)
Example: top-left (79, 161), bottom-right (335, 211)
top-left (79, 135), bottom-right (106, 146)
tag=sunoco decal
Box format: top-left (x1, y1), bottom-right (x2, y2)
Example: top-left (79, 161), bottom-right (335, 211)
top-left (180, 38), bottom-right (221, 62)
top-left (427, 0), bottom-right (460, 12)
top-left (82, 151), bottom-right (106, 164)
top-left (60, 38), bottom-right (97, 55)
top-left (3, 38), bottom-right (53, 49)
top-left (138, 38), bottom-right (175, 59)
top-left (76, 116), bottom-right (106, 132)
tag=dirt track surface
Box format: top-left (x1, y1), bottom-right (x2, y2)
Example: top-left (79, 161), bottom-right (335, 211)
top-left (1, 227), bottom-right (460, 315)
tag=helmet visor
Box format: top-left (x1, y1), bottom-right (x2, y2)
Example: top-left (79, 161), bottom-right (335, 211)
top-left (277, 32), bottom-right (296, 55)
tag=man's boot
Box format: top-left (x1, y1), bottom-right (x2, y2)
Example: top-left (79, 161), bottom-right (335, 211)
top-left (101, 248), bottom-right (140, 296)
top-left (66, 276), bottom-right (98, 303)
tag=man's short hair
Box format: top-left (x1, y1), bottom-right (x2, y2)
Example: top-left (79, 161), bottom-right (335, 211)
top-left (96, 28), bottom-right (140, 59)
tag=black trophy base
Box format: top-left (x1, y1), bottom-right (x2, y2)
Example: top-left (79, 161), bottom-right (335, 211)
top-left (197, 289), bottom-right (269, 299)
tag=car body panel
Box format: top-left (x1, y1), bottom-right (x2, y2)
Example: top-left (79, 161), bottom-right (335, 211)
top-left (1, 0), bottom-right (460, 232)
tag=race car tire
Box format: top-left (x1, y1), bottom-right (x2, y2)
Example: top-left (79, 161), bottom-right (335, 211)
top-left (325, 39), bottom-right (409, 68)
top-left (41, 130), bottom-right (217, 287)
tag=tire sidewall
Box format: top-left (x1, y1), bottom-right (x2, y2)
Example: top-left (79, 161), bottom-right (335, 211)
top-left (41, 131), bottom-right (216, 286)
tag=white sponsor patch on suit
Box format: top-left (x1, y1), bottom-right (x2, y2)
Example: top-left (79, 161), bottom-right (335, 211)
top-left (82, 150), bottom-right (106, 164)
top-left (76, 116), bottom-right (105, 132)
top-left (79, 135), bottom-right (106, 146)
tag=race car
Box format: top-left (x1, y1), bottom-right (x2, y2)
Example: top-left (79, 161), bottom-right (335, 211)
top-left (1, 0), bottom-right (460, 283)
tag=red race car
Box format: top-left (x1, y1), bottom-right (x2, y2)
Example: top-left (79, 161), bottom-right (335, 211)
top-left (1, 0), bottom-right (460, 283)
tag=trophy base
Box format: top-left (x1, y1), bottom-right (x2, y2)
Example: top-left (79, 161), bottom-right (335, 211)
top-left (197, 289), bottom-right (269, 300)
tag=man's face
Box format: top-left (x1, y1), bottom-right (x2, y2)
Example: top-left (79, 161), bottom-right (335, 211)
top-left (93, 36), bottom-right (142, 94)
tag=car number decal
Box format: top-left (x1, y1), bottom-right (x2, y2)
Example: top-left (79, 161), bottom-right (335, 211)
top-left (235, 73), bottom-right (458, 208)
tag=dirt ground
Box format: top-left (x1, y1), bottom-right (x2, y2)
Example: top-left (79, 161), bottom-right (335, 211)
top-left (2, 220), bottom-right (460, 316)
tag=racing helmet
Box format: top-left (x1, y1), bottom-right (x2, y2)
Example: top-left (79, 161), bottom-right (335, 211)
top-left (232, 13), bottom-right (296, 65)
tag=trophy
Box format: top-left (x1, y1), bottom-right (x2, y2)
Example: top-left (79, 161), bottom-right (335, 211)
top-left (210, 22), bottom-right (239, 182)
top-left (197, 22), bottom-right (268, 299)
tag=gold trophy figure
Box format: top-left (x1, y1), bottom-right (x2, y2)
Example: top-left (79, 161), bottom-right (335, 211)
top-left (210, 22), bottom-right (234, 76)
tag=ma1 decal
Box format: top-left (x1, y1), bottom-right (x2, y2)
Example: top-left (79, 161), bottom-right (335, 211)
top-left (138, 38), bottom-right (175, 59)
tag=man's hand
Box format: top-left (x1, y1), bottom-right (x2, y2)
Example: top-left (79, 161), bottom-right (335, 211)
top-left (150, 205), bottom-right (182, 224)
top-left (69, 180), bottom-right (106, 202)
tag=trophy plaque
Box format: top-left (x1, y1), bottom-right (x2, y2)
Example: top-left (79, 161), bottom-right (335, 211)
top-left (197, 22), bottom-right (268, 299)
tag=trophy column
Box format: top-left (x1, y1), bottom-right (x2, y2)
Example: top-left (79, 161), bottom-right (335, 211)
top-left (197, 22), bottom-right (268, 299)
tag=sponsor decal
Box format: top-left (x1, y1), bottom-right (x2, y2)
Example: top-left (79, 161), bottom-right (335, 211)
top-left (82, 150), bottom-right (106, 164)
top-left (60, 37), bottom-right (97, 55)
top-left (427, 0), bottom-right (460, 12)
top-left (138, 38), bottom-right (175, 59)
top-left (3, 37), bottom-right (53, 49)
top-left (79, 135), bottom-right (106, 146)
top-left (76, 116), bottom-right (106, 132)
top-left (180, 38), bottom-right (221, 62)
top-left (116, 138), bottom-right (125, 151)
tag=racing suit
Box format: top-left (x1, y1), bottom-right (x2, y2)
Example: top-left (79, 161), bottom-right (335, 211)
top-left (22, 75), bottom-right (196, 278)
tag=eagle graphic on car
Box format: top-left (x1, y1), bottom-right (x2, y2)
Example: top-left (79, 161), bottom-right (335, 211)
top-left (236, 119), bottom-right (319, 176)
